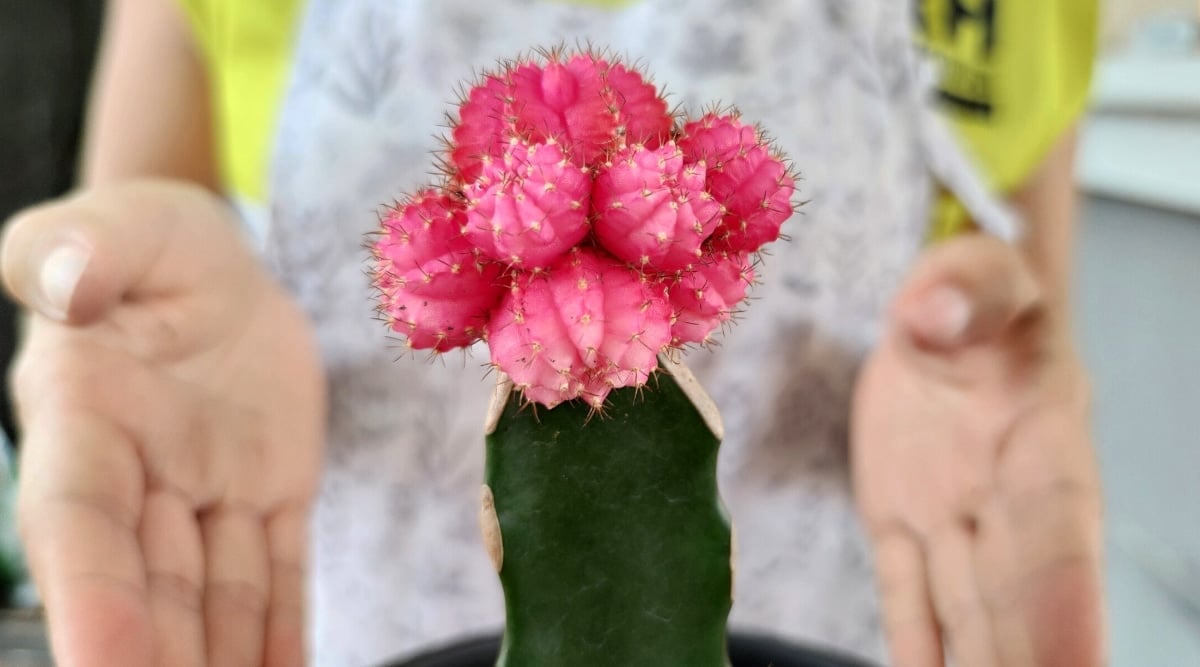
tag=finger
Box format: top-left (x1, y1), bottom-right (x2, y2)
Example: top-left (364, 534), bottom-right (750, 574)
top-left (994, 411), bottom-right (1106, 667)
top-left (140, 489), bottom-right (206, 667)
top-left (872, 526), bottom-right (943, 667)
top-left (892, 234), bottom-right (1041, 348)
top-left (264, 506), bottom-right (310, 667)
top-left (0, 181), bottom-right (238, 324)
top-left (17, 412), bottom-right (153, 667)
top-left (202, 507), bottom-right (270, 667)
top-left (1022, 555), bottom-right (1105, 667)
top-left (14, 336), bottom-right (238, 509)
top-left (990, 490), bottom-right (1103, 667)
top-left (15, 341), bottom-right (246, 666)
top-left (926, 524), bottom-right (999, 667)
top-left (973, 499), bottom-right (1037, 667)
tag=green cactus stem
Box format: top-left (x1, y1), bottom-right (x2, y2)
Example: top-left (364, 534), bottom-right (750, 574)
top-left (480, 355), bottom-right (732, 667)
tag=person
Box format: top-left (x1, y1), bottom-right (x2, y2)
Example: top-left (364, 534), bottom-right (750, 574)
top-left (0, 0), bottom-right (1105, 665)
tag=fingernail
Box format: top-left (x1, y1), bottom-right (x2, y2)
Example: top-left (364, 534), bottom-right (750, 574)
top-left (918, 286), bottom-right (971, 343)
top-left (38, 242), bottom-right (90, 321)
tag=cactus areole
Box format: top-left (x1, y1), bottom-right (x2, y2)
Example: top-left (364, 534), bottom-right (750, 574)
top-left (370, 47), bottom-right (797, 666)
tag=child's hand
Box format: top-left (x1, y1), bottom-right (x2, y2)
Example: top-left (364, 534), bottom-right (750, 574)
top-left (852, 235), bottom-right (1104, 667)
top-left (2, 181), bottom-right (326, 667)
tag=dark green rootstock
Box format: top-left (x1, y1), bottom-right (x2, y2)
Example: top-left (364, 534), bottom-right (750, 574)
top-left (484, 368), bottom-right (732, 667)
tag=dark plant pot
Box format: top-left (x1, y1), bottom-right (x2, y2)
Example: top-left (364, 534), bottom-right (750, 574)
top-left (386, 632), bottom-right (879, 667)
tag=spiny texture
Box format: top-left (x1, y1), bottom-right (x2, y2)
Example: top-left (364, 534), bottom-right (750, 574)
top-left (450, 52), bottom-right (673, 180)
top-left (679, 113), bottom-right (795, 253)
top-left (488, 248), bottom-right (671, 409)
top-left (667, 251), bottom-right (755, 346)
top-left (372, 47), bottom-right (797, 407)
top-left (373, 190), bottom-right (505, 351)
top-left (592, 142), bottom-right (722, 272)
top-left (450, 75), bottom-right (510, 183)
top-left (508, 56), bottom-right (618, 166)
top-left (464, 138), bottom-right (591, 269)
top-left (603, 60), bottom-right (673, 148)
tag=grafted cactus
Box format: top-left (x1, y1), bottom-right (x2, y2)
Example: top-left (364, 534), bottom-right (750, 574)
top-left (370, 46), bottom-right (797, 666)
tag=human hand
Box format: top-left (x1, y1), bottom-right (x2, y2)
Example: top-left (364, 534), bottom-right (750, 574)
top-left (852, 235), bottom-right (1104, 666)
top-left (3, 182), bottom-right (325, 666)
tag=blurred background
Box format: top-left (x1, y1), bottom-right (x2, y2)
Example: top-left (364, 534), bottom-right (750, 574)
top-left (1077, 1), bottom-right (1200, 665)
top-left (1, 2), bottom-right (105, 663)
top-left (0, 0), bottom-right (1197, 665)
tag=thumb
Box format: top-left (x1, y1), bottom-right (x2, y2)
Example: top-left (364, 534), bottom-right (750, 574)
top-left (1, 181), bottom-right (233, 324)
top-left (892, 234), bottom-right (1042, 349)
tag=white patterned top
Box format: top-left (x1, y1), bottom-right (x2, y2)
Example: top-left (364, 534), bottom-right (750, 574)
top-left (265, 0), bottom-right (1010, 664)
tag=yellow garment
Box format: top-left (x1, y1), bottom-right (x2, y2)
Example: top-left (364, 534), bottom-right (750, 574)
top-left (179, 0), bottom-right (1096, 218)
top-left (176, 0), bottom-right (633, 200)
top-left (176, 0), bottom-right (304, 201)
top-left (916, 0), bottom-right (1097, 238)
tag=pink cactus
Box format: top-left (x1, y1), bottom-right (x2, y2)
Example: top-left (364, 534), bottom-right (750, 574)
top-left (677, 112), bottom-right (758, 165)
top-left (592, 142), bottom-right (723, 272)
top-left (487, 248), bottom-right (672, 409)
top-left (507, 55), bottom-right (617, 166)
top-left (463, 138), bottom-right (592, 269)
top-left (667, 251), bottom-right (756, 346)
top-left (679, 113), bottom-right (795, 253)
top-left (373, 48), bottom-right (796, 408)
top-left (373, 190), bottom-right (505, 351)
top-left (450, 75), bottom-right (511, 184)
top-left (448, 51), bottom-right (672, 181)
top-left (604, 61), bottom-right (673, 148)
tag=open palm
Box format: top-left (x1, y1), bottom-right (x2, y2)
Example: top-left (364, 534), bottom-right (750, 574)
top-left (4, 182), bottom-right (325, 667)
top-left (852, 236), bottom-right (1104, 667)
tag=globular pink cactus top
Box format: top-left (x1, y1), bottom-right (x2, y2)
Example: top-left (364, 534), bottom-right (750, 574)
top-left (489, 248), bottom-right (672, 409)
top-left (372, 47), bottom-right (797, 409)
top-left (450, 51), bottom-right (673, 181)
top-left (372, 190), bottom-right (505, 352)
top-left (463, 138), bottom-right (592, 270)
top-left (592, 142), bottom-right (723, 272)
top-left (679, 113), bottom-right (796, 253)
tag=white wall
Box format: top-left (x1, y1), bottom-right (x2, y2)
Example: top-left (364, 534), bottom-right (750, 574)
top-left (1076, 196), bottom-right (1200, 666)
